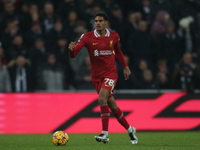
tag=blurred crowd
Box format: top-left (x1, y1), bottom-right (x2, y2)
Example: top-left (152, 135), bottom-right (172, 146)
top-left (0, 0), bottom-right (200, 92)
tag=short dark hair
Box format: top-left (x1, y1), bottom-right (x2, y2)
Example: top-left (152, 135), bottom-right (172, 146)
top-left (94, 12), bottom-right (109, 21)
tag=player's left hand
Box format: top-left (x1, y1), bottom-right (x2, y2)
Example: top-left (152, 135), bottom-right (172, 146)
top-left (123, 67), bottom-right (131, 80)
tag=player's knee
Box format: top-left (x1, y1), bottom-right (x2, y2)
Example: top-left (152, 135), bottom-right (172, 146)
top-left (98, 97), bottom-right (107, 106)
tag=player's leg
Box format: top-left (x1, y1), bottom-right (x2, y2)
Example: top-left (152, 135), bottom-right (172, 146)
top-left (107, 96), bottom-right (138, 144)
top-left (94, 88), bottom-right (110, 144)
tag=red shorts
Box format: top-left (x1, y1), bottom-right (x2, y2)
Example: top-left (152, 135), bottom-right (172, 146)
top-left (92, 76), bottom-right (118, 98)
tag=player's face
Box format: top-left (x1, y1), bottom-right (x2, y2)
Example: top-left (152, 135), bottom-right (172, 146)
top-left (94, 16), bottom-right (108, 31)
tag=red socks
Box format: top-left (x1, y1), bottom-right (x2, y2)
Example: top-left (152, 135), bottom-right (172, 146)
top-left (113, 108), bottom-right (130, 130)
top-left (100, 106), bottom-right (129, 131)
top-left (100, 105), bottom-right (110, 131)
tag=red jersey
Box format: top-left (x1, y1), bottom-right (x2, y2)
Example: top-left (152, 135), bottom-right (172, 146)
top-left (69, 29), bottom-right (128, 81)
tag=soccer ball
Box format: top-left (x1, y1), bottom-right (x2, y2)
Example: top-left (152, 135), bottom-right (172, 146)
top-left (52, 131), bottom-right (69, 146)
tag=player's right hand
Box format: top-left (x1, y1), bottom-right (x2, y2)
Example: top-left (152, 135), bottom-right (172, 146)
top-left (68, 41), bottom-right (76, 51)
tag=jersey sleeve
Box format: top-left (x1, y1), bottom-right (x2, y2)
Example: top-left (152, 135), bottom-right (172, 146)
top-left (114, 34), bottom-right (128, 67)
top-left (69, 34), bottom-right (87, 58)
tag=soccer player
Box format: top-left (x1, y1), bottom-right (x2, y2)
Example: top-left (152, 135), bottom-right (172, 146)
top-left (68, 12), bottom-right (138, 144)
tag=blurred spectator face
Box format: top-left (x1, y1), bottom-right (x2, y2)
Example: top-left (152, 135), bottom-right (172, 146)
top-left (31, 23), bottom-right (41, 32)
top-left (143, 70), bottom-right (152, 82)
top-left (13, 36), bottom-right (23, 46)
top-left (112, 8), bottom-right (122, 18)
top-left (16, 56), bottom-right (26, 67)
top-left (138, 21), bottom-right (147, 32)
top-left (29, 4), bottom-right (38, 14)
top-left (128, 13), bottom-right (136, 23)
top-left (84, 0), bottom-right (93, 5)
top-left (68, 11), bottom-right (77, 22)
top-left (48, 54), bottom-right (56, 65)
top-left (35, 40), bottom-right (44, 49)
top-left (21, 3), bottom-right (29, 13)
top-left (139, 60), bottom-right (148, 71)
top-left (44, 3), bottom-right (54, 15)
top-left (157, 72), bottom-right (167, 83)
top-left (7, 21), bottom-right (17, 30)
top-left (5, 2), bottom-right (14, 14)
top-left (58, 39), bottom-right (67, 48)
top-left (142, 0), bottom-right (150, 7)
top-left (75, 21), bottom-right (87, 33)
top-left (92, 6), bottom-right (101, 14)
top-left (183, 53), bottom-right (192, 65)
top-left (157, 59), bottom-right (167, 73)
top-left (54, 20), bottom-right (63, 31)
top-left (85, 56), bottom-right (90, 66)
top-left (166, 25), bottom-right (174, 34)
top-left (135, 12), bottom-right (142, 21)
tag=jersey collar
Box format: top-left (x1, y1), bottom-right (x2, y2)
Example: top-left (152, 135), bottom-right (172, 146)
top-left (94, 28), bottom-right (110, 37)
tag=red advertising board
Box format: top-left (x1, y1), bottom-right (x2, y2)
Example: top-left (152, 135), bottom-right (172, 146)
top-left (0, 92), bottom-right (199, 134)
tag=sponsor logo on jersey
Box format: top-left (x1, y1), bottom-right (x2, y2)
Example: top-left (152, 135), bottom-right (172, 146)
top-left (94, 50), bottom-right (113, 56)
top-left (94, 49), bottom-right (99, 56)
top-left (92, 43), bottom-right (98, 45)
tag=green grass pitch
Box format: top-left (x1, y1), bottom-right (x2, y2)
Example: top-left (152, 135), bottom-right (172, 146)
top-left (0, 132), bottom-right (199, 150)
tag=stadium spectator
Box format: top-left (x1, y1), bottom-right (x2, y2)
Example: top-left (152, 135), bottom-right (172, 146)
top-left (171, 52), bottom-right (200, 92)
top-left (29, 4), bottom-right (40, 23)
top-left (138, 69), bottom-right (157, 89)
top-left (56, 0), bottom-right (78, 20)
top-left (156, 71), bottom-right (170, 89)
top-left (19, 2), bottom-right (32, 32)
top-left (0, 2), bottom-right (21, 31)
top-left (150, 10), bottom-right (170, 41)
top-left (64, 10), bottom-right (79, 38)
top-left (134, 59), bottom-right (150, 82)
top-left (6, 34), bottom-right (28, 62)
top-left (128, 20), bottom-right (155, 65)
top-left (156, 59), bottom-right (169, 78)
top-left (121, 12), bottom-right (138, 52)
top-left (149, 0), bottom-right (173, 24)
top-left (0, 60), bottom-right (12, 92)
top-left (78, 0), bottom-right (95, 20)
top-left (158, 20), bottom-right (184, 70)
top-left (177, 16), bottom-right (196, 53)
top-left (140, 0), bottom-right (151, 25)
top-left (28, 38), bottom-right (48, 71)
top-left (8, 55), bottom-right (34, 92)
top-left (1, 20), bottom-right (22, 49)
top-left (41, 2), bottom-right (57, 32)
top-left (109, 4), bottom-right (123, 35)
top-left (25, 21), bottom-right (43, 48)
top-left (45, 18), bottom-right (67, 51)
top-left (173, 0), bottom-right (200, 28)
top-left (36, 53), bottom-right (67, 91)
top-left (74, 55), bottom-right (94, 89)
top-left (100, 0), bottom-right (116, 16)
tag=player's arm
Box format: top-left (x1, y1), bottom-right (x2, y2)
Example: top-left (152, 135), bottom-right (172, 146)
top-left (114, 35), bottom-right (131, 80)
top-left (68, 34), bottom-right (86, 58)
